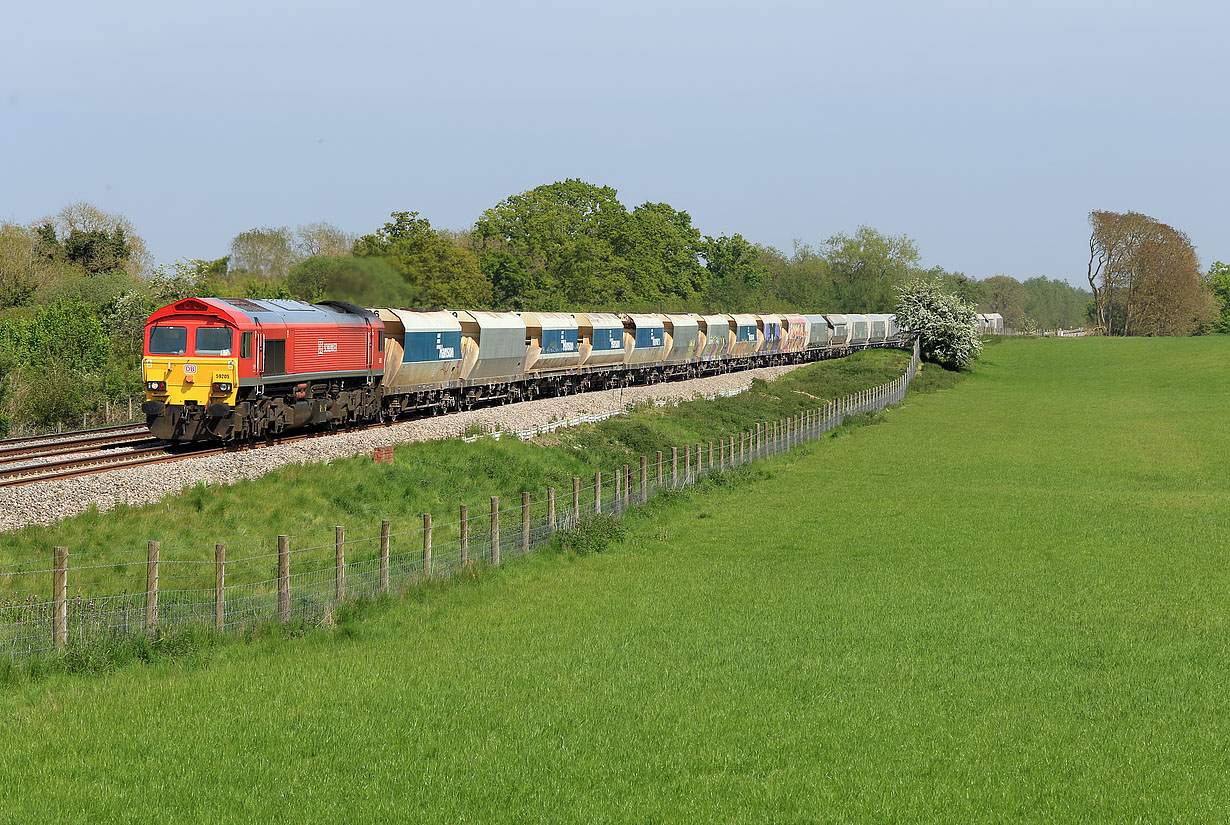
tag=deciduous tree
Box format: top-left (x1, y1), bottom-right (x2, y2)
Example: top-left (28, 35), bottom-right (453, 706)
top-left (823, 226), bottom-right (919, 312)
top-left (980, 275), bottom-right (1028, 329)
top-left (354, 212), bottom-right (491, 307)
top-left (894, 276), bottom-right (981, 369)
top-left (229, 226), bottom-right (300, 280)
top-left (1205, 261), bottom-right (1230, 333)
top-left (1086, 210), bottom-right (1214, 335)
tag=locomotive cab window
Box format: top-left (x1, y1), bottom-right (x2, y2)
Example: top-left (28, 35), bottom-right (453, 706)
top-left (195, 327), bottom-right (233, 356)
top-left (240, 331), bottom-right (252, 358)
top-left (149, 325), bottom-right (188, 355)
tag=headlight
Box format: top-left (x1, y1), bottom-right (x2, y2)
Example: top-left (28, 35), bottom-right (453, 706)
top-left (147, 381), bottom-right (166, 391)
top-left (211, 382), bottom-right (233, 393)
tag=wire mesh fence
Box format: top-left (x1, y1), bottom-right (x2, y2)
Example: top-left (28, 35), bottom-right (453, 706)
top-left (1, 342), bottom-right (920, 657)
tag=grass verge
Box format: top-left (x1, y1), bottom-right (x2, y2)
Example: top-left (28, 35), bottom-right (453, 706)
top-left (0, 337), bottom-right (1225, 821)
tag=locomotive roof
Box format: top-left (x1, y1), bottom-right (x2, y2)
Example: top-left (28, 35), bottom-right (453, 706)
top-left (147, 297), bottom-right (374, 327)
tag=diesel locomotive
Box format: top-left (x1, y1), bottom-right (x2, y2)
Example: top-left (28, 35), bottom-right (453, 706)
top-left (141, 298), bottom-right (905, 443)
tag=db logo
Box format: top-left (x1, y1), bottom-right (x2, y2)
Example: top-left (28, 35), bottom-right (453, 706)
top-left (318, 340), bottom-right (338, 355)
top-left (183, 364), bottom-right (197, 374)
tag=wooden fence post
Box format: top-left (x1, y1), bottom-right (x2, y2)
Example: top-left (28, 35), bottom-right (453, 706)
top-left (215, 543), bottom-right (225, 632)
top-left (614, 469), bottom-right (622, 514)
top-left (572, 476), bottom-right (581, 525)
top-left (625, 464), bottom-right (633, 508)
top-left (380, 519), bottom-right (391, 591)
top-left (595, 471), bottom-right (602, 514)
top-left (53, 546), bottom-right (67, 648)
top-left (672, 447), bottom-right (678, 487)
top-left (640, 456), bottom-right (648, 504)
top-left (490, 497), bottom-right (500, 566)
top-left (684, 444), bottom-right (691, 483)
top-left (695, 443), bottom-right (702, 477)
top-left (459, 506), bottom-right (469, 566)
top-left (720, 438), bottom-right (726, 470)
top-left (708, 441), bottom-right (714, 470)
top-left (423, 513), bottom-right (433, 577)
top-left (278, 535), bottom-right (290, 622)
top-left (521, 492), bottom-right (531, 554)
top-left (145, 540), bottom-right (159, 634)
top-left (335, 525), bottom-right (345, 602)
top-left (730, 435), bottom-right (736, 466)
top-left (548, 486), bottom-right (556, 528)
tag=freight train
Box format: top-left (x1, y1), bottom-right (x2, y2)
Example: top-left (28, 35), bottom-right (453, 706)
top-left (141, 299), bottom-right (907, 443)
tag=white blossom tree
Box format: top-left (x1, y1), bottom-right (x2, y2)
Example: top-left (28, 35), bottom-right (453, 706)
top-left (894, 276), bottom-right (982, 369)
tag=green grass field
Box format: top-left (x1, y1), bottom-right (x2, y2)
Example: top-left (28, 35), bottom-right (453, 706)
top-left (1, 337), bottom-right (1227, 823)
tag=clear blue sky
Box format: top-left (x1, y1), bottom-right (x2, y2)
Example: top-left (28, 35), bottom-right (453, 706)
top-left (2, 0), bottom-right (1227, 287)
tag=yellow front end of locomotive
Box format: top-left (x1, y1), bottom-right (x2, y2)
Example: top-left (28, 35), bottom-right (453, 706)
top-left (143, 357), bottom-right (238, 407)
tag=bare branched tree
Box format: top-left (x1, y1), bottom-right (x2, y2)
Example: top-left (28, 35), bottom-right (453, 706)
top-left (293, 222), bottom-right (353, 259)
top-left (39, 201), bottom-right (153, 276)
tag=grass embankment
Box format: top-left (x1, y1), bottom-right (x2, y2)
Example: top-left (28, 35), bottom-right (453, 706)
top-left (0, 336), bottom-right (1225, 821)
top-left (0, 349), bottom-right (929, 596)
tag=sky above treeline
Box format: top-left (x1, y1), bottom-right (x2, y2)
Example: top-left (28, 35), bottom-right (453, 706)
top-left (2, 0), bottom-right (1227, 287)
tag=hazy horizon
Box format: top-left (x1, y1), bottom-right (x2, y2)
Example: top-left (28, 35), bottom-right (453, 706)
top-left (3, 0), bottom-right (1227, 287)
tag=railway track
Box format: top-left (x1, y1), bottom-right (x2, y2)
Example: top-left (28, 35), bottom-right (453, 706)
top-left (0, 345), bottom-right (896, 489)
top-left (0, 423), bottom-right (396, 489)
top-left (0, 423), bottom-right (148, 450)
top-left (0, 430), bottom-right (159, 464)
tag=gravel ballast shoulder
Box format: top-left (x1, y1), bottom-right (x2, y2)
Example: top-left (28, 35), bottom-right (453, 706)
top-left (0, 363), bottom-right (809, 533)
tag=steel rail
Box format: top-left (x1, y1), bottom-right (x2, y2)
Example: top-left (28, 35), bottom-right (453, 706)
top-left (0, 434), bottom-right (161, 463)
top-left (0, 423), bottom-right (149, 449)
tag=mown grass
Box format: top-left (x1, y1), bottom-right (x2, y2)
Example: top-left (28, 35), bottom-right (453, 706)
top-left (0, 349), bottom-right (917, 596)
top-left (0, 336), bottom-right (1224, 822)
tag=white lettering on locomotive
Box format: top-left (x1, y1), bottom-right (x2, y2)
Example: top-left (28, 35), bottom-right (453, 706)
top-left (318, 340), bottom-right (339, 355)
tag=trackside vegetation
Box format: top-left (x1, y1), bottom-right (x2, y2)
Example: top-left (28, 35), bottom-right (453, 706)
top-left (0, 337), bottom-right (1226, 822)
top-left (0, 349), bottom-right (931, 598)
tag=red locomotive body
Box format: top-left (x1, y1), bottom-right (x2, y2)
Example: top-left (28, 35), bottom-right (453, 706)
top-left (142, 298), bottom-right (384, 442)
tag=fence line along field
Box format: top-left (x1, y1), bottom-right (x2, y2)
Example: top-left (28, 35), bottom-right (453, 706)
top-left (1, 336), bottom-right (1225, 821)
top-left (1, 347), bottom-right (922, 655)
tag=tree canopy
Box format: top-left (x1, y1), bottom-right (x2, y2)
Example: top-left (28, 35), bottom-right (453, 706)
top-left (355, 212), bottom-right (491, 308)
top-left (894, 277), bottom-right (982, 369)
top-left (1087, 210), bottom-right (1216, 336)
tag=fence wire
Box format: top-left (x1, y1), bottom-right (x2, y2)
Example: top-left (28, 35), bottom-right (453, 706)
top-left (2, 342), bottom-right (920, 657)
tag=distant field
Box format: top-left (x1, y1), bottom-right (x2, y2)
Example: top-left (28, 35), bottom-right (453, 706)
top-left (1, 337), bottom-right (1227, 822)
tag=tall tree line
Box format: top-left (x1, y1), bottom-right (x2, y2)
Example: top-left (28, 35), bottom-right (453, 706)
top-left (10, 184), bottom-right (1221, 435)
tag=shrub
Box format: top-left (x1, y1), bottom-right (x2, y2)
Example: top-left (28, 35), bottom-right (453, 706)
top-left (894, 276), bottom-right (982, 369)
top-left (558, 515), bottom-right (625, 555)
